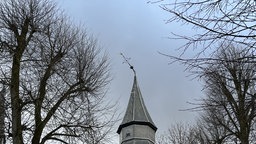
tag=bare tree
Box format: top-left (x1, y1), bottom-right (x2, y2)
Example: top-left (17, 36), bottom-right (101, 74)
top-left (157, 109), bottom-right (233, 144)
top-left (159, 1), bottom-right (256, 143)
top-left (156, 117), bottom-right (231, 144)
top-left (157, 123), bottom-right (200, 144)
top-left (160, 45), bottom-right (256, 144)
top-left (161, 0), bottom-right (256, 52)
top-left (193, 46), bottom-right (256, 144)
top-left (0, 0), bottom-right (116, 144)
top-left (195, 110), bottom-right (233, 144)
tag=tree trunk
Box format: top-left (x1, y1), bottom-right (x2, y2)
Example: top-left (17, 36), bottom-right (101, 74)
top-left (31, 124), bottom-right (44, 144)
top-left (239, 130), bottom-right (249, 144)
top-left (10, 54), bottom-right (23, 144)
top-left (0, 87), bottom-right (5, 144)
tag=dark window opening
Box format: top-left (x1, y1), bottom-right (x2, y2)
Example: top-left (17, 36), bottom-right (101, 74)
top-left (126, 132), bottom-right (131, 137)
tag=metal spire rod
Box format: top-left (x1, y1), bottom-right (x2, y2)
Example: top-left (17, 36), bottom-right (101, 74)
top-left (120, 53), bottom-right (136, 75)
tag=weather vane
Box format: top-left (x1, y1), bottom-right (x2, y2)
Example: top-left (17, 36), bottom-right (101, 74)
top-left (120, 53), bottom-right (136, 75)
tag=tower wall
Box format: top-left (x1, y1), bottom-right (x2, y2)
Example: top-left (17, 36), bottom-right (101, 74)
top-left (120, 124), bottom-right (155, 144)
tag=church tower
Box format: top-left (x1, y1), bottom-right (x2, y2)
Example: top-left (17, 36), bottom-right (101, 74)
top-left (117, 76), bottom-right (157, 144)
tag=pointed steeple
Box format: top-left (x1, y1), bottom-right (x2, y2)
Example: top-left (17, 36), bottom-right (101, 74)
top-left (117, 76), bottom-right (157, 144)
top-left (117, 76), bottom-right (157, 133)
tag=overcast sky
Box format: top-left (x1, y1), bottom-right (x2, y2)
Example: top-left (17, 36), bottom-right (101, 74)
top-left (57, 0), bottom-right (203, 143)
